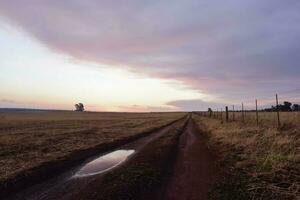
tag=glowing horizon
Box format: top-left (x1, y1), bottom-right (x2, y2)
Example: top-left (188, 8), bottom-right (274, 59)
top-left (0, 22), bottom-right (208, 112)
top-left (0, 1), bottom-right (299, 112)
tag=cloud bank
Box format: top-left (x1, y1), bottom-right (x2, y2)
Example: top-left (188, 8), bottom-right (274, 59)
top-left (0, 0), bottom-right (299, 104)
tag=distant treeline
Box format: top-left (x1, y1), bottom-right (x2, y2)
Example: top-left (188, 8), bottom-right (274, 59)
top-left (264, 101), bottom-right (300, 112)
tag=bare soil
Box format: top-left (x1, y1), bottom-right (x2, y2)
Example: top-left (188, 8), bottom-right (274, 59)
top-left (162, 119), bottom-right (218, 200)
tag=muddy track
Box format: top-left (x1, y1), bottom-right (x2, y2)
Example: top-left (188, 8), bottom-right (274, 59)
top-left (161, 117), bottom-right (218, 200)
top-left (6, 115), bottom-right (218, 200)
top-left (7, 115), bottom-right (189, 200)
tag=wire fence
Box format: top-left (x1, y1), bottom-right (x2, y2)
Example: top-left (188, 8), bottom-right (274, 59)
top-left (196, 94), bottom-right (300, 129)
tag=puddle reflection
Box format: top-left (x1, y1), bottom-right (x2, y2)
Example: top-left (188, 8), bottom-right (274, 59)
top-left (74, 150), bottom-right (135, 177)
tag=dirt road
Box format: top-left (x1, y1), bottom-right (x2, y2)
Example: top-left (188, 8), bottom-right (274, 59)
top-left (162, 118), bottom-right (218, 200)
top-left (8, 116), bottom-right (188, 200)
top-left (8, 116), bottom-right (218, 200)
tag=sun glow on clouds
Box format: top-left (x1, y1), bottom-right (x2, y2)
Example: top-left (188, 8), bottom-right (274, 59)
top-left (0, 1), bottom-right (300, 111)
top-left (0, 22), bottom-right (205, 111)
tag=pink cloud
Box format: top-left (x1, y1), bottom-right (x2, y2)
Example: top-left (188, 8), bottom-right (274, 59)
top-left (0, 0), bottom-right (299, 103)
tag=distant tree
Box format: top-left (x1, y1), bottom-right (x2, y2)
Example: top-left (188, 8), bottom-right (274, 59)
top-left (264, 101), bottom-right (293, 112)
top-left (75, 103), bottom-right (84, 112)
top-left (264, 106), bottom-right (275, 112)
top-left (283, 101), bottom-right (292, 111)
top-left (292, 104), bottom-right (300, 111)
top-left (208, 108), bottom-right (213, 117)
top-left (276, 101), bottom-right (292, 111)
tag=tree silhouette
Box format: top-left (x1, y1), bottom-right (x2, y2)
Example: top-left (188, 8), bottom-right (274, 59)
top-left (75, 103), bottom-right (84, 112)
top-left (292, 104), bottom-right (300, 111)
top-left (264, 101), bottom-right (296, 112)
top-left (208, 108), bottom-right (213, 117)
top-left (283, 101), bottom-right (292, 111)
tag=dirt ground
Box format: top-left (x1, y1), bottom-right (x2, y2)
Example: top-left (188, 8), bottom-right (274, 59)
top-left (4, 113), bottom-right (220, 200)
top-left (162, 119), bottom-right (218, 200)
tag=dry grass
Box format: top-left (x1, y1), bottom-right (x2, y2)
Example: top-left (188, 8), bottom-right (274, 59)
top-left (193, 113), bottom-right (300, 199)
top-left (207, 111), bottom-right (300, 128)
top-left (0, 111), bottom-right (185, 183)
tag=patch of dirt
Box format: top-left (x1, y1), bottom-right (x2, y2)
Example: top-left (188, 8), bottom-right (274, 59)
top-left (162, 119), bottom-right (218, 200)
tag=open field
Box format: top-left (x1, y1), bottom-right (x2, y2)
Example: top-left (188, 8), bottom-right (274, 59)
top-left (0, 111), bottom-right (186, 193)
top-left (6, 114), bottom-right (219, 200)
top-left (193, 112), bottom-right (300, 199)
top-left (1, 111), bottom-right (299, 200)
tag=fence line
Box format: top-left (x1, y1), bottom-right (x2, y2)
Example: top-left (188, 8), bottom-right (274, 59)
top-left (198, 94), bottom-right (299, 129)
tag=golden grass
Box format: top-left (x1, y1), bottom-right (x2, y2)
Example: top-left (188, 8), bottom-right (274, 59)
top-left (193, 113), bottom-right (300, 199)
top-left (0, 111), bottom-right (186, 182)
top-left (208, 111), bottom-right (300, 128)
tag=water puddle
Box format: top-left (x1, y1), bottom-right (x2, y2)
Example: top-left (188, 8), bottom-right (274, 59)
top-left (74, 149), bottom-right (135, 177)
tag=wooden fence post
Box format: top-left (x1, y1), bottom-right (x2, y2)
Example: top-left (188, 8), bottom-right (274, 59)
top-left (242, 103), bottom-right (245, 123)
top-left (221, 108), bottom-right (223, 123)
top-left (255, 99), bottom-right (259, 127)
top-left (225, 106), bottom-right (229, 122)
top-left (276, 94), bottom-right (281, 128)
top-left (232, 105), bottom-right (235, 121)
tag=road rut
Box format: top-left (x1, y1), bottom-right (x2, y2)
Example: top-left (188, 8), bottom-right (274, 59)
top-left (163, 118), bottom-right (218, 200)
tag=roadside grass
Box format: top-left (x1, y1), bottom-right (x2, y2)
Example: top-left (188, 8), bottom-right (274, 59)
top-left (219, 111), bottom-right (300, 128)
top-left (0, 111), bottom-right (185, 185)
top-left (193, 113), bottom-right (300, 199)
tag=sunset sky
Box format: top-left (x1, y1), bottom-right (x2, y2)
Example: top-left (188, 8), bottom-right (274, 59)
top-left (0, 1), bottom-right (299, 111)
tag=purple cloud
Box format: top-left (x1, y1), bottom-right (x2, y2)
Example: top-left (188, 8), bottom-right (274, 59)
top-left (166, 99), bottom-right (226, 111)
top-left (0, 0), bottom-right (299, 102)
